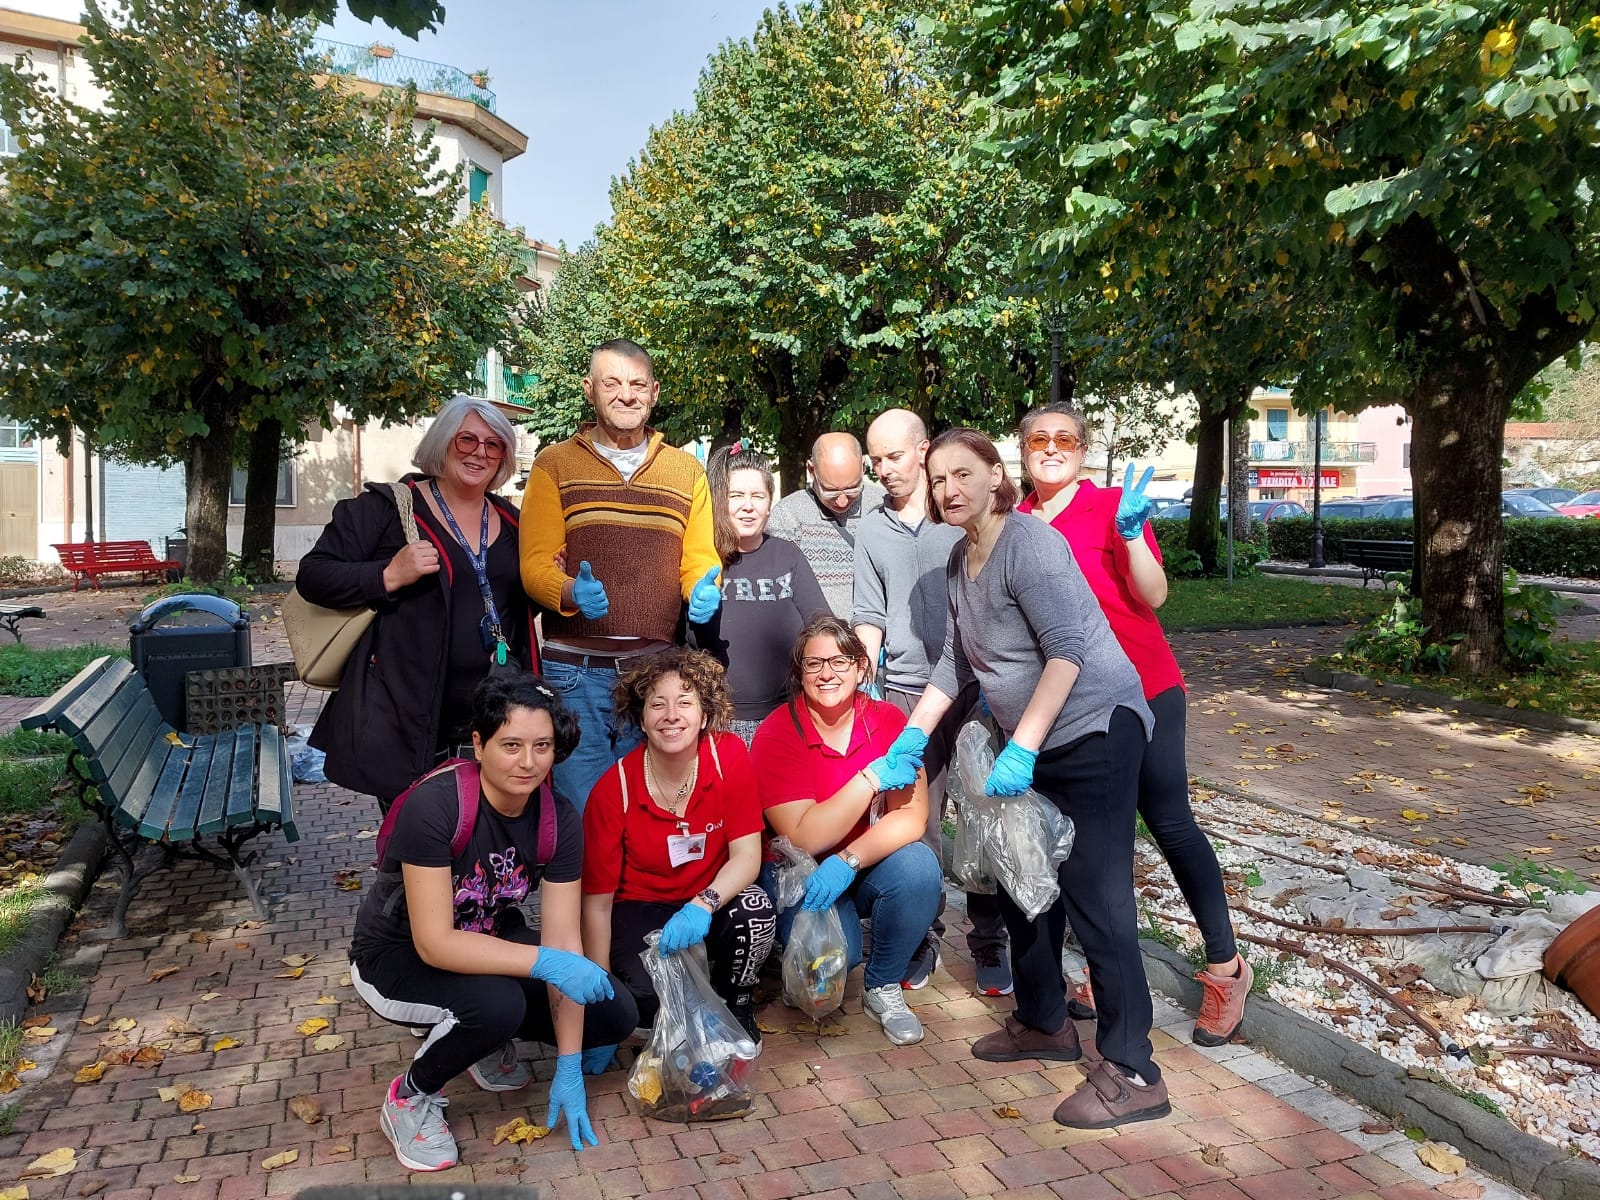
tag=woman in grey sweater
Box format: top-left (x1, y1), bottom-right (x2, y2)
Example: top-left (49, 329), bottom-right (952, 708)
top-left (886, 428), bottom-right (1169, 1131)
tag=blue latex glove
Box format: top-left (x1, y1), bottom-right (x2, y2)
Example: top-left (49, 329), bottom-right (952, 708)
top-left (883, 727), bottom-right (929, 773)
top-left (864, 752), bottom-right (918, 792)
top-left (802, 854), bottom-right (857, 912)
top-left (984, 741), bottom-right (1039, 797)
top-left (1114, 462), bottom-right (1157, 540)
top-left (546, 1052), bottom-right (598, 1150)
top-left (581, 1044), bottom-right (617, 1075)
top-left (571, 561), bottom-right (609, 619)
top-left (528, 947), bottom-right (615, 1005)
top-left (659, 900), bottom-right (713, 954)
top-left (687, 566), bottom-right (723, 623)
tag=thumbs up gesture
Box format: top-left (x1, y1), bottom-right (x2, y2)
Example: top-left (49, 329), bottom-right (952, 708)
top-left (571, 561), bottom-right (610, 619)
top-left (687, 565), bottom-right (723, 624)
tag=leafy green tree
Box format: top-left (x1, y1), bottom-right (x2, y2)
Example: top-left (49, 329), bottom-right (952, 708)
top-left (0, 0), bottom-right (526, 580)
top-left (603, 0), bottom-right (1041, 488)
top-left (240, 0), bottom-right (441, 36)
top-left (953, 2), bottom-right (1600, 670)
top-left (516, 242), bottom-right (619, 446)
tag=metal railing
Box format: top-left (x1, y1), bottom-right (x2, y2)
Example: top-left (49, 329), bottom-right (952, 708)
top-left (311, 37), bottom-right (497, 113)
top-left (1250, 440), bottom-right (1376, 464)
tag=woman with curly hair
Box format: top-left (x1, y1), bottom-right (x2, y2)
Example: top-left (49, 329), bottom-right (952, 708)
top-left (580, 648), bottom-right (775, 1062)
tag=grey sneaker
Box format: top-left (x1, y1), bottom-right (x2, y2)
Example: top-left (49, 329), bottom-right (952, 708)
top-left (864, 983), bottom-right (924, 1045)
top-left (974, 944), bottom-right (1014, 997)
top-left (381, 1076), bottom-right (458, 1172)
top-left (467, 1041), bottom-right (532, 1092)
top-left (900, 935), bottom-right (940, 991)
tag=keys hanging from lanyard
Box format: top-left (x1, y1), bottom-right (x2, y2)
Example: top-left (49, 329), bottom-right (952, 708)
top-left (429, 480), bottom-right (508, 663)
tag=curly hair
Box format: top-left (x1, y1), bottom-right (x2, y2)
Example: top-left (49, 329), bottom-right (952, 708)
top-left (611, 647), bottom-right (734, 734)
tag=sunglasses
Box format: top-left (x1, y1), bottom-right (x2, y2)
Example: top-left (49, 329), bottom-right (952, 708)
top-left (1024, 430), bottom-right (1084, 453)
top-left (454, 431), bottom-right (508, 461)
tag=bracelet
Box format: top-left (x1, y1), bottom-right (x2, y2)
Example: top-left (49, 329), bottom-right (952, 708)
top-left (859, 766), bottom-right (881, 793)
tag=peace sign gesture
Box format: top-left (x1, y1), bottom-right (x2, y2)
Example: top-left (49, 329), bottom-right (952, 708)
top-left (1114, 462), bottom-right (1157, 540)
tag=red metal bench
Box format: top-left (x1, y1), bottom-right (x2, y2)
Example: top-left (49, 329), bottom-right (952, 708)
top-left (52, 540), bottom-right (181, 591)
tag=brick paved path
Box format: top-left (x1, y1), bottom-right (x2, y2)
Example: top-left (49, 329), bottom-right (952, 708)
top-left (0, 589), bottom-right (1546, 1198)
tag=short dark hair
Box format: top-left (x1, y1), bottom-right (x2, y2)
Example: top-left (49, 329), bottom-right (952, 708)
top-left (470, 674), bottom-right (581, 763)
top-left (589, 338), bottom-right (654, 378)
top-left (925, 428), bottom-right (1020, 524)
top-left (784, 613), bottom-right (872, 700)
top-left (612, 647), bottom-right (733, 734)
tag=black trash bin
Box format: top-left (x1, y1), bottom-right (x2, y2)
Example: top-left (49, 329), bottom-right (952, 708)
top-left (128, 594), bottom-right (252, 731)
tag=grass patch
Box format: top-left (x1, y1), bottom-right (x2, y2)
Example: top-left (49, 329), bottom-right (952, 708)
top-left (0, 727), bottom-right (75, 819)
top-left (37, 957), bottom-right (81, 998)
top-left (1316, 640), bottom-right (1600, 723)
top-left (1162, 577), bottom-right (1393, 631)
top-left (0, 878), bottom-right (48, 958)
top-left (0, 1019), bottom-right (23, 1081)
top-left (0, 642), bottom-right (126, 697)
top-left (0, 1101), bottom-right (16, 1136)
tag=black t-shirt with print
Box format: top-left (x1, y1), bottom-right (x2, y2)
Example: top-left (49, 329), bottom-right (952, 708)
top-left (351, 770), bottom-right (582, 963)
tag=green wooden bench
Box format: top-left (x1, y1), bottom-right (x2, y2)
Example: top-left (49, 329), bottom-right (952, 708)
top-left (21, 655), bottom-right (298, 936)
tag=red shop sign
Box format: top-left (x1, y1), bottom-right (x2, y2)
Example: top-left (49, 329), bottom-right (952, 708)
top-left (1255, 470), bottom-right (1340, 488)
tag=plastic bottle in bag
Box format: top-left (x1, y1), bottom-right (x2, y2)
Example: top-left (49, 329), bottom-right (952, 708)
top-left (770, 836), bottom-right (850, 1019)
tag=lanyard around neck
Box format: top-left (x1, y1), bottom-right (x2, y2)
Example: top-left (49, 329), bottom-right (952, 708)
top-left (429, 480), bottom-right (507, 662)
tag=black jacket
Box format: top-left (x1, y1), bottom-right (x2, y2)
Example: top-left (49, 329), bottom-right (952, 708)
top-left (298, 476), bottom-right (537, 801)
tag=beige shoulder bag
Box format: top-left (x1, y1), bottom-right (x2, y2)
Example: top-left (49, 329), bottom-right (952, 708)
top-left (283, 483), bottom-right (420, 691)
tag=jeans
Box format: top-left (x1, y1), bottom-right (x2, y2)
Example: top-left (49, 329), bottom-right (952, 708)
top-left (771, 841), bottom-right (942, 991)
top-left (540, 656), bottom-right (644, 812)
top-left (1140, 686), bottom-right (1236, 966)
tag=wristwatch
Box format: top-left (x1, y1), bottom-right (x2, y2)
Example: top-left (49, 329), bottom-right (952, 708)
top-left (696, 887), bottom-right (722, 910)
top-left (838, 849), bottom-right (861, 872)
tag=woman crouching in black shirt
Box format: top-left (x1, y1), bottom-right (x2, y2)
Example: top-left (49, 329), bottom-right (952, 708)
top-left (350, 675), bottom-right (638, 1170)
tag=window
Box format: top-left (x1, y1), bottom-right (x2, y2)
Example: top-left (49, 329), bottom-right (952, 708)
top-left (0, 119), bottom-right (19, 158)
top-left (0, 416), bottom-right (35, 449)
top-left (1266, 409), bottom-right (1289, 440)
top-left (468, 164), bottom-right (491, 208)
top-left (229, 460), bottom-right (294, 506)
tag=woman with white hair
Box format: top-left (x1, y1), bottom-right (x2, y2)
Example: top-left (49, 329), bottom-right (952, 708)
top-left (298, 394), bottom-right (539, 810)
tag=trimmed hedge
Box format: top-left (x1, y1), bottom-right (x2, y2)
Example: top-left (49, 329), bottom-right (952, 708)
top-left (1264, 516), bottom-right (1600, 579)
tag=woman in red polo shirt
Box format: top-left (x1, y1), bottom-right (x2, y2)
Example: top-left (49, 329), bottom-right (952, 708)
top-left (581, 648), bottom-right (774, 1054)
top-left (749, 614), bottom-right (941, 1047)
top-left (1016, 403), bottom-right (1249, 1048)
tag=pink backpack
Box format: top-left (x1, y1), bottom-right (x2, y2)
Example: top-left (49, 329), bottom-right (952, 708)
top-left (374, 759), bottom-right (557, 870)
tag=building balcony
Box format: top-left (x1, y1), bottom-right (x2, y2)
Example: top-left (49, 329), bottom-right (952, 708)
top-left (312, 37), bottom-right (496, 113)
top-left (1250, 440), bottom-right (1376, 464)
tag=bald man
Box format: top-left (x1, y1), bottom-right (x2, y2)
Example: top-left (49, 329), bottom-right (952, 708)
top-left (854, 408), bottom-right (1012, 996)
top-left (767, 432), bottom-right (885, 618)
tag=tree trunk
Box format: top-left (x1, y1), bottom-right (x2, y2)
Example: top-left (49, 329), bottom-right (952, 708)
top-left (1229, 398), bottom-right (1252, 543)
top-left (183, 393), bottom-right (238, 583)
top-left (1188, 397), bottom-right (1225, 574)
top-left (913, 344), bottom-right (943, 435)
top-left (239, 417), bottom-right (283, 583)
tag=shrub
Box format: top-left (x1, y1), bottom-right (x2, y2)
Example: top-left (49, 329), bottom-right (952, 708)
top-left (1150, 518), bottom-right (1266, 578)
top-left (0, 556), bottom-right (71, 588)
top-left (1268, 515), bottom-right (1600, 578)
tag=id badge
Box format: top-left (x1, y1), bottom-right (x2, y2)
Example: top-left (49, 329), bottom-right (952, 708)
top-left (667, 832), bottom-right (707, 868)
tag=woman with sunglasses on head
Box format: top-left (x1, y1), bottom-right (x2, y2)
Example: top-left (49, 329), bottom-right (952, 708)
top-left (886, 428), bottom-right (1167, 1130)
top-left (692, 442), bottom-right (830, 744)
top-left (1017, 405), bottom-right (1250, 1048)
top-left (749, 615), bottom-right (942, 1047)
top-left (298, 394), bottom-right (538, 811)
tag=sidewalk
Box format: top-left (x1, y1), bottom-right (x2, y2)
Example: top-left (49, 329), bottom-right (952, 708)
top-left (0, 589), bottom-right (1558, 1199)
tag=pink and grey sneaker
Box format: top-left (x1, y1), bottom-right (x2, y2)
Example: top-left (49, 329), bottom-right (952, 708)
top-left (380, 1076), bottom-right (458, 1172)
top-left (1193, 955), bottom-right (1253, 1047)
top-left (467, 1040), bottom-right (532, 1092)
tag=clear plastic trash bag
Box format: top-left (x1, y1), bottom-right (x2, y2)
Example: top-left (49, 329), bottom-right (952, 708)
top-left (770, 836), bottom-right (849, 1019)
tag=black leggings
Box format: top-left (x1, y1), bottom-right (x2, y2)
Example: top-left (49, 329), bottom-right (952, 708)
top-left (1140, 686), bottom-right (1236, 966)
top-left (1005, 706), bottom-right (1158, 1082)
top-left (610, 885), bottom-right (776, 1026)
top-left (352, 921), bottom-right (639, 1096)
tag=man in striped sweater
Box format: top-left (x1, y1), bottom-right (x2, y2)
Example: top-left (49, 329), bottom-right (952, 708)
top-left (520, 339), bottom-right (723, 810)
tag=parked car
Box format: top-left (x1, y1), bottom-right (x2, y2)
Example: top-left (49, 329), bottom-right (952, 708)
top-left (1373, 497), bottom-right (1414, 519)
top-left (1317, 498), bottom-right (1390, 518)
top-left (1159, 503), bottom-right (1191, 519)
top-left (1501, 492), bottom-right (1565, 519)
top-left (1506, 486), bottom-right (1578, 507)
top-left (1250, 500), bottom-right (1307, 521)
top-left (1558, 490), bottom-right (1600, 518)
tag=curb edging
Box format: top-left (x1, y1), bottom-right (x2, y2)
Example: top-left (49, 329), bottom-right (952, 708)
top-left (0, 820), bottom-right (107, 1025)
top-left (1139, 937), bottom-right (1600, 1200)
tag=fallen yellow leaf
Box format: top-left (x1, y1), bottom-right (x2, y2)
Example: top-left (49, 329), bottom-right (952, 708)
top-left (0, 1184), bottom-right (28, 1200)
top-left (296, 1018), bottom-right (330, 1036)
top-left (22, 1027), bottom-right (56, 1042)
top-left (108, 1018), bottom-right (137, 1032)
top-left (1373, 739), bottom-right (1394, 747)
top-left (261, 1149), bottom-right (299, 1171)
top-left (311, 1034), bottom-right (346, 1052)
top-left (172, 1176), bottom-right (199, 1185)
top-left (197, 992), bottom-right (220, 1002)
top-left (277, 967), bottom-right (306, 980)
top-left (148, 966), bottom-right (181, 982)
top-left (20, 1148), bottom-right (76, 1179)
top-left (1400, 810), bottom-right (1430, 822)
top-left (492, 1117), bottom-right (550, 1146)
top-left (74, 1062), bottom-right (108, 1084)
top-left (288, 1095), bottom-right (324, 1125)
top-left (178, 1089), bottom-right (213, 1114)
top-left (1417, 1141), bottom-right (1466, 1175)
top-left (313, 995), bottom-right (337, 1005)
top-left (79, 1015), bottom-right (103, 1027)
top-left (210, 1037), bottom-right (240, 1052)
top-left (280, 954), bottom-right (316, 969)
top-left (993, 1104), bottom-right (1022, 1119)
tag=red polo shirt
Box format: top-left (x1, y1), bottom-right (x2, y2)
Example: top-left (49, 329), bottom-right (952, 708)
top-left (1018, 480), bottom-right (1185, 699)
top-left (581, 731), bottom-right (763, 904)
top-left (750, 695), bottom-right (906, 854)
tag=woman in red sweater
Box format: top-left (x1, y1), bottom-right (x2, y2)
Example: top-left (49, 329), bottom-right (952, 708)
top-left (1016, 403), bottom-right (1251, 1047)
top-left (580, 648), bottom-right (774, 1061)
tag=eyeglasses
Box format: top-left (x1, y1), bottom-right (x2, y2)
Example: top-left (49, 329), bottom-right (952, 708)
top-left (800, 654), bottom-right (859, 675)
top-left (1024, 430), bottom-right (1085, 454)
top-left (454, 431), bottom-right (508, 460)
top-left (813, 482), bottom-right (864, 503)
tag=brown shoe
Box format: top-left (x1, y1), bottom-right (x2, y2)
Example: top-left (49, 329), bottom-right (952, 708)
top-left (1053, 1060), bottom-right (1171, 1129)
top-left (1193, 954), bottom-right (1253, 1046)
top-left (971, 1013), bottom-right (1081, 1063)
top-left (1066, 965), bottom-right (1095, 1020)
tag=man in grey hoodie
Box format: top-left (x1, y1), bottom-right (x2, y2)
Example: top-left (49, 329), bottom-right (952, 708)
top-left (852, 408), bottom-right (1012, 995)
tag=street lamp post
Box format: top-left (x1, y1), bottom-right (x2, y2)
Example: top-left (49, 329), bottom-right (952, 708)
top-left (1048, 308), bottom-right (1063, 406)
top-left (1309, 408), bottom-right (1326, 569)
